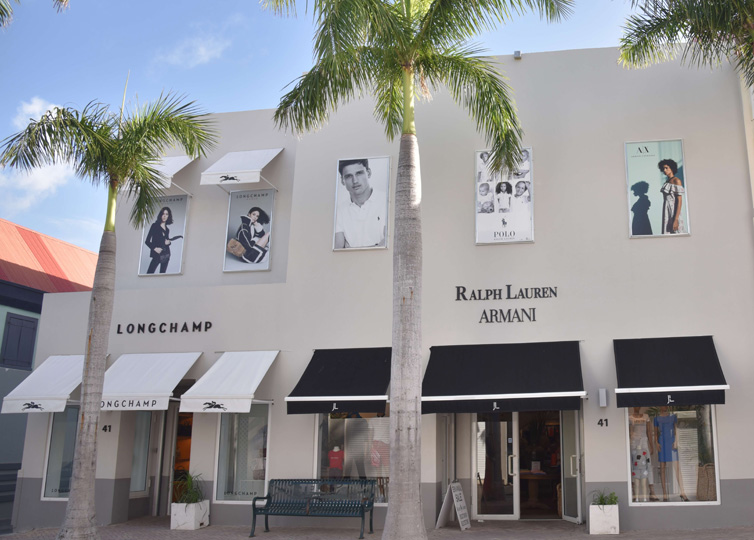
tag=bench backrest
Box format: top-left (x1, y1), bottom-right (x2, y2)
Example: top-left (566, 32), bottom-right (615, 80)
top-left (267, 479), bottom-right (376, 505)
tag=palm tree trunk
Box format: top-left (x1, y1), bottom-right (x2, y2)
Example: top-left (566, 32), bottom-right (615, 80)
top-left (57, 186), bottom-right (118, 540)
top-left (383, 133), bottom-right (427, 540)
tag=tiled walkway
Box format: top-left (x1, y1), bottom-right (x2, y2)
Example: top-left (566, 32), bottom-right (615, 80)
top-left (5, 517), bottom-right (754, 540)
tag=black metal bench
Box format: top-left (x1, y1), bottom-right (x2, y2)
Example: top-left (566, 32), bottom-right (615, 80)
top-left (250, 478), bottom-right (376, 539)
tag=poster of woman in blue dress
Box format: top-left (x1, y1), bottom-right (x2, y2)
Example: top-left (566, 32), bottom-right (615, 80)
top-left (625, 139), bottom-right (690, 238)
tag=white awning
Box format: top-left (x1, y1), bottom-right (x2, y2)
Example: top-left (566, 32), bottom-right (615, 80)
top-left (180, 351), bottom-right (278, 413)
top-left (155, 155), bottom-right (195, 188)
top-left (2, 355), bottom-right (84, 413)
top-left (101, 352), bottom-right (201, 411)
top-left (200, 149), bottom-right (283, 186)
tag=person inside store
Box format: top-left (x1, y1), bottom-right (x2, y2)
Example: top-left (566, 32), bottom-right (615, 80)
top-left (334, 158), bottom-right (386, 249)
top-left (145, 206), bottom-right (174, 274)
top-left (236, 206), bottom-right (271, 263)
top-left (655, 406), bottom-right (689, 501)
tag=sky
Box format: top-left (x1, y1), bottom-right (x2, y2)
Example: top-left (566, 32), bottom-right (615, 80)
top-left (0, 0), bottom-right (636, 252)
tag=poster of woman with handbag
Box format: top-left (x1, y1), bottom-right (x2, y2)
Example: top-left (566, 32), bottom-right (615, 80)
top-left (224, 189), bottom-right (275, 272)
top-left (139, 195), bottom-right (188, 276)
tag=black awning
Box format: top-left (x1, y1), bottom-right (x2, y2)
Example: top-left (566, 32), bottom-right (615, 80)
top-left (421, 341), bottom-right (585, 414)
top-left (285, 348), bottom-right (391, 414)
top-left (614, 336), bottom-right (729, 407)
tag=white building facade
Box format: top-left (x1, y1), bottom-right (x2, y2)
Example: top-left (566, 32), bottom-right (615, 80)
top-left (6, 47), bottom-right (754, 533)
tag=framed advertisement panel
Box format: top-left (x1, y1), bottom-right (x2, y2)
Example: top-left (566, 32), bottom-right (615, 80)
top-left (224, 189), bottom-right (275, 272)
top-left (475, 148), bottom-right (533, 244)
top-left (625, 139), bottom-right (690, 237)
top-left (333, 156), bottom-right (390, 250)
top-left (138, 195), bottom-right (189, 276)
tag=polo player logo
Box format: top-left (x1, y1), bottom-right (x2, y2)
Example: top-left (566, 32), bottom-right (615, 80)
top-left (331, 402), bottom-right (338, 412)
top-left (667, 394), bottom-right (674, 405)
top-left (492, 401), bottom-right (500, 411)
top-left (22, 402), bottom-right (44, 411)
top-left (220, 175), bottom-right (240, 182)
top-left (203, 401), bottom-right (227, 411)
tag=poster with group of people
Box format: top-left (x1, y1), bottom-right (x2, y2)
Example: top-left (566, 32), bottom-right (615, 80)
top-left (625, 139), bottom-right (690, 237)
top-left (475, 148), bottom-right (534, 244)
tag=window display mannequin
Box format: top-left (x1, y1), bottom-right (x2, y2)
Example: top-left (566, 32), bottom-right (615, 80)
top-left (628, 407), bottom-right (658, 502)
top-left (654, 407), bottom-right (689, 501)
top-left (328, 445), bottom-right (344, 478)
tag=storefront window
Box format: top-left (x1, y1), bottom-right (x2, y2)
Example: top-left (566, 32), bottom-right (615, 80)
top-left (130, 411), bottom-right (151, 493)
top-left (44, 406), bottom-right (79, 498)
top-left (627, 405), bottom-right (718, 504)
top-left (318, 413), bottom-right (390, 503)
top-left (216, 405), bottom-right (269, 501)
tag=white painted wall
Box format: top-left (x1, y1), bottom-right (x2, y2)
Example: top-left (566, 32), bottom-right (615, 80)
top-left (23, 48), bottom-right (754, 507)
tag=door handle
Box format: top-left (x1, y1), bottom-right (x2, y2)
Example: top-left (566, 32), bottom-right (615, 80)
top-left (570, 454), bottom-right (577, 477)
top-left (508, 454), bottom-right (516, 477)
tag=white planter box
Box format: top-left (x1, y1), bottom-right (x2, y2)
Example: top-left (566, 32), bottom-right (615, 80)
top-left (589, 504), bottom-right (619, 535)
top-left (171, 500), bottom-right (210, 530)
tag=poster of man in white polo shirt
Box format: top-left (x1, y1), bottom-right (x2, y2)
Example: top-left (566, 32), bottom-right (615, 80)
top-left (333, 156), bottom-right (390, 250)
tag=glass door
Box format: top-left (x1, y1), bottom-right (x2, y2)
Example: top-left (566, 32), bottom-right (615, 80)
top-left (472, 412), bottom-right (519, 519)
top-left (561, 409), bottom-right (583, 523)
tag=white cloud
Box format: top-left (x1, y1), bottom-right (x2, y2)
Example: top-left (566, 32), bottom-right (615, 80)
top-left (0, 163), bottom-right (77, 214)
top-left (13, 96), bottom-right (59, 129)
top-left (155, 35), bottom-right (231, 69)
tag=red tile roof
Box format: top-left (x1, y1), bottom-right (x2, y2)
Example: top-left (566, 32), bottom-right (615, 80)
top-left (0, 218), bottom-right (97, 293)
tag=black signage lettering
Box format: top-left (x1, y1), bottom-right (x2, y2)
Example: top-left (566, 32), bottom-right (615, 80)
top-left (115, 321), bottom-right (214, 336)
top-left (479, 308), bottom-right (536, 324)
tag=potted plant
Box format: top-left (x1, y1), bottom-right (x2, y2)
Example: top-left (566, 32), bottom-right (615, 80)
top-left (589, 489), bottom-right (619, 535)
top-left (170, 472), bottom-right (210, 530)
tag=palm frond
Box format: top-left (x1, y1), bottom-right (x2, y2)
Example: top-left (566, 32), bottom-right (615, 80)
top-left (124, 164), bottom-right (166, 228)
top-left (120, 93), bottom-right (216, 163)
top-left (371, 59), bottom-right (405, 140)
top-left (0, 0), bottom-right (19, 27)
top-left (1, 0), bottom-right (69, 27)
top-left (261, 0), bottom-right (299, 16)
top-left (0, 102), bottom-right (113, 185)
top-left (312, 0), bottom-right (405, 60)
top-left (419, 0), bottom-right (573, 49)
top-left (419, 46), bottom-right (523, 173)
top-left (620, 0), bottom-right (752, 83)
top-left (274, 53), bottom-right (373, 133)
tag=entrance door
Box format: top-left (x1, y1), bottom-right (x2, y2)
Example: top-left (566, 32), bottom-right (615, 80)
top-left (472, 412), bottom-right (519, 519)
top-left (560, 410), bottom-right (583, 523)
top-left (171, 412), bottom-right (194, 502)
top-left (518, 411), bottom-right (562, 519)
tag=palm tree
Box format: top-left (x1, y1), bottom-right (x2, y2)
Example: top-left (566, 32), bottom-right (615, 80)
top-left (619, 0), bottom-right (754, 86)
top-left (0, 0), bottom-right (68, 27)
top-left (0, 93), bottom-right (216, 540)
top-left (263, 1), bottom-right (571, 538)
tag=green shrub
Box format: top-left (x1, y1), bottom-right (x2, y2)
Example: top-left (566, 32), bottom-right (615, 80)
top-left (174, 472), bottom-right (205, 504)
top-left (591, 489), bottom-right (618, 506)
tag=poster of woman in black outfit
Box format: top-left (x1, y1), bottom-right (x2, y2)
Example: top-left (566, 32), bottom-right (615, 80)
top-left (139, 195), bottom-right (188, 275)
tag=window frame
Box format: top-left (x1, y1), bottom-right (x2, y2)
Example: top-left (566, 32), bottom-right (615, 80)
top-left (314, 413), bottom-right (390, 507)
top-left (625, 405), bottom-right (722, 507)
top-left (41, 404), bottom-right (79, 502)
top-left (129, 411), bottom-right (153, 498)
top-left (212, 401), bottom-right (272, 505)
top-left (0, 311), bottom-right (38, 371)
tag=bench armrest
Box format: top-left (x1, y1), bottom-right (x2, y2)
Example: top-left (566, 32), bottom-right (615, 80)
top-left (252, 495), bottom-right (271, 507)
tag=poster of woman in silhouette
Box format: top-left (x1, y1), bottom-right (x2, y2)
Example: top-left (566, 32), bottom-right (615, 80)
top-left (625, 139), bottom-right (690, 238)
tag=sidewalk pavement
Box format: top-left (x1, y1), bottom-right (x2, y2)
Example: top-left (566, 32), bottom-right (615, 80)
top-left (5, 517), bottom-right (754, 540)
